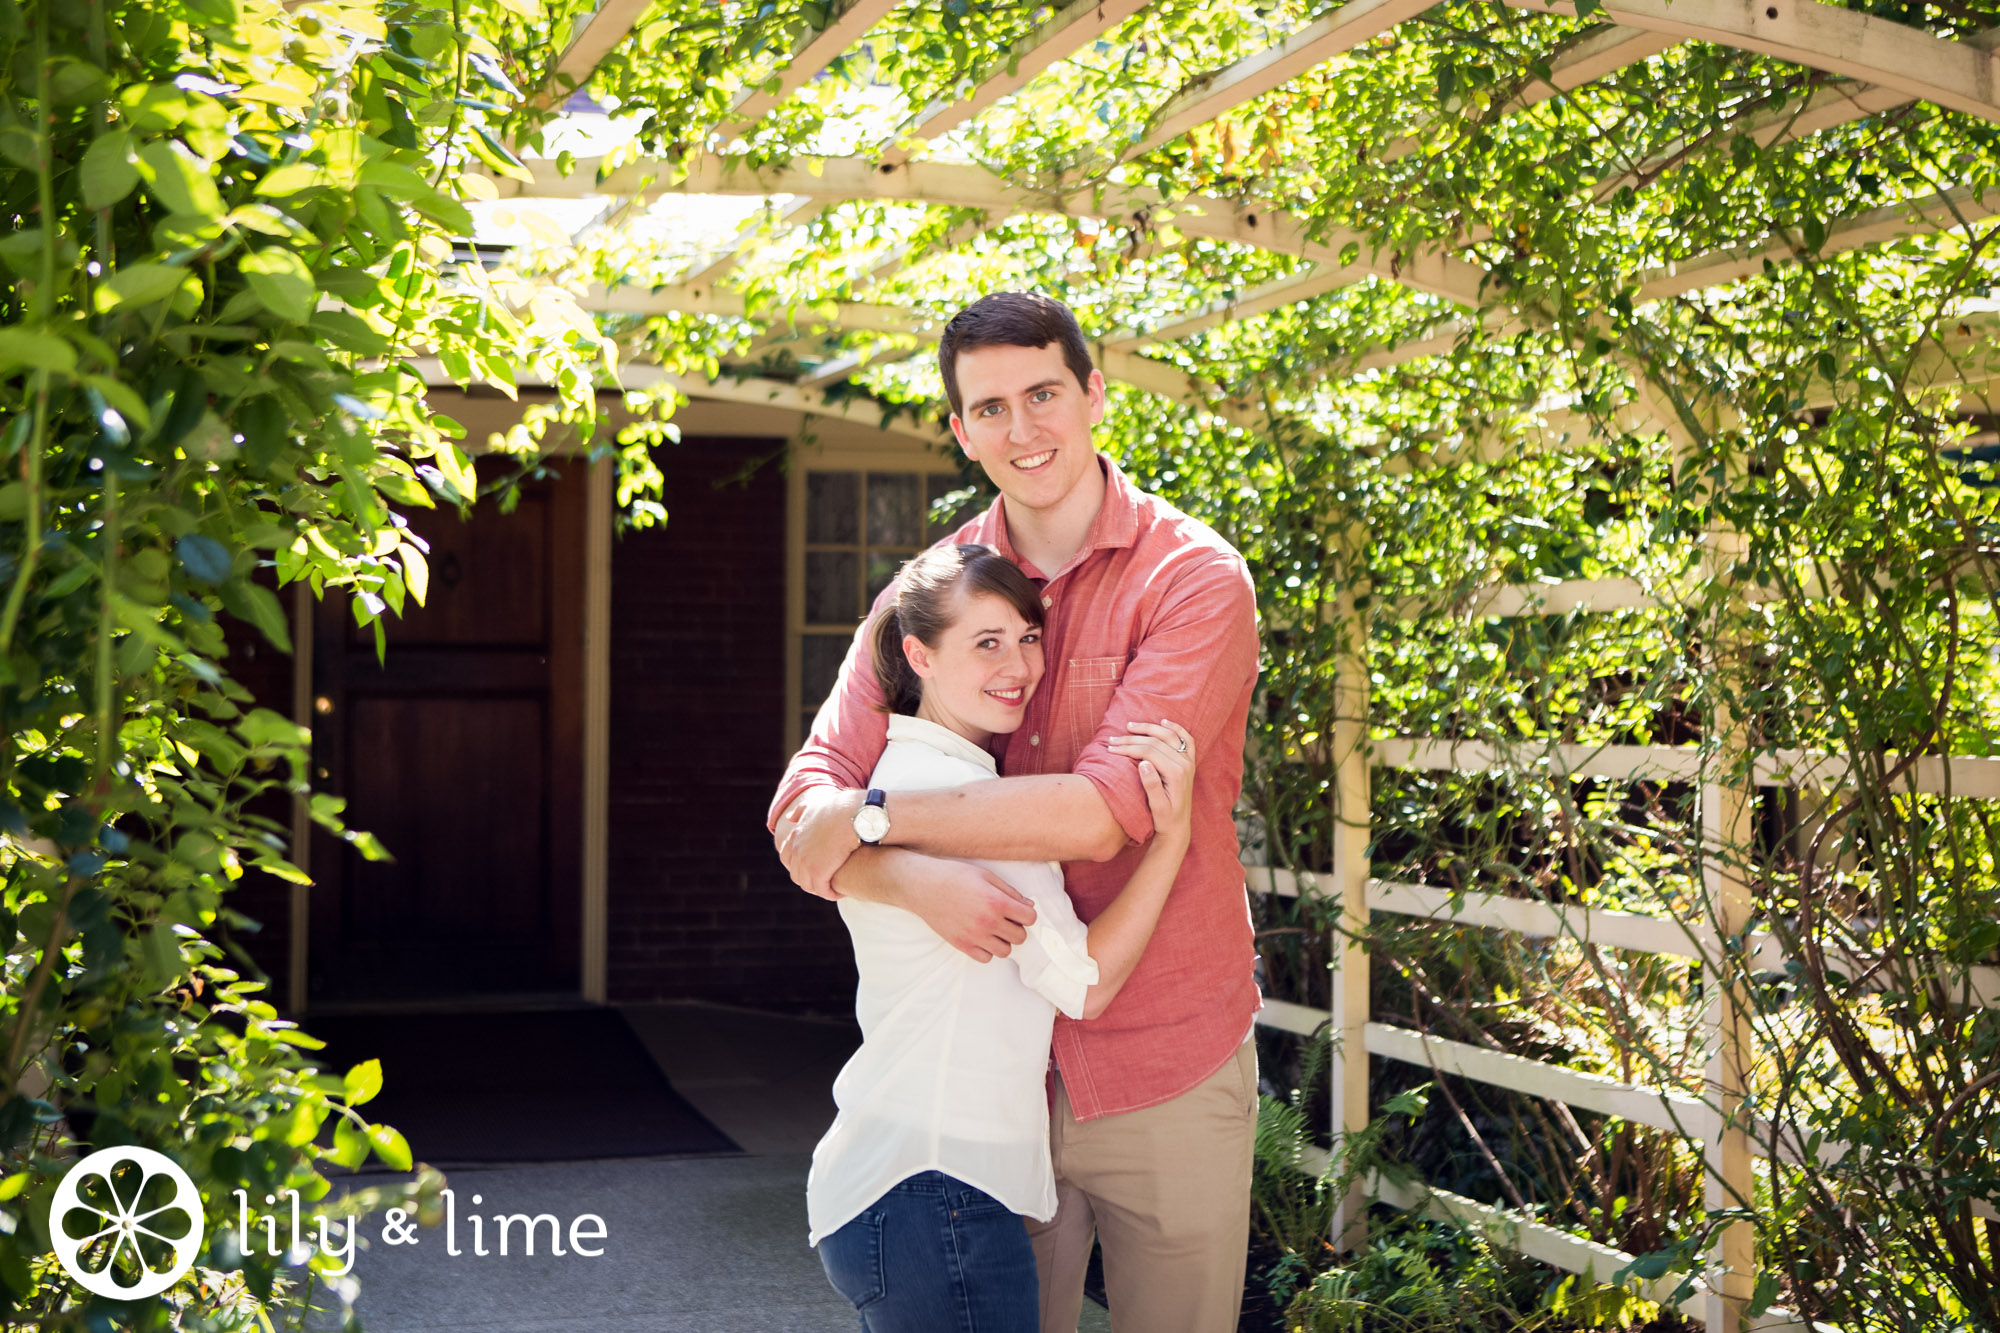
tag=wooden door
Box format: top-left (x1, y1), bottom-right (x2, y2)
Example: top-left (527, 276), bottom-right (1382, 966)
top-left (307, 469), bottom-right (585, 1004)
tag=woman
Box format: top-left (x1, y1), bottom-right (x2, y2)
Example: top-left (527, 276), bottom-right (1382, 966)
top-left (807, 542), bottom-right (1195, 1332)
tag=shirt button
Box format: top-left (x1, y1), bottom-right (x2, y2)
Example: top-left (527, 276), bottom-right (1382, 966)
top-left (1041, 595), bottom-right (1053, 608)
top-left (1030, 734), bottom-right (1040, 746)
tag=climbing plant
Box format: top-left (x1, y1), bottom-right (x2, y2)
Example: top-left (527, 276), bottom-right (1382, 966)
top-left (0, 0), bottom-right (663, 1325)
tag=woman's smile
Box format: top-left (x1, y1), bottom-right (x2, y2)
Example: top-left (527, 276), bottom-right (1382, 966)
top-left (909, 589), bottom-right (1045, 744)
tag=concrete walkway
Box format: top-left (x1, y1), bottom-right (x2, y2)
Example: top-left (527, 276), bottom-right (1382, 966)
top-left (307, 1001), bottom-right (1112, 1333)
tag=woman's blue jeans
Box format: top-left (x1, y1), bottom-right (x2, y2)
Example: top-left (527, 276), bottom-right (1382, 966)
top-left (816, 1171), bottom-right (1039, 1332)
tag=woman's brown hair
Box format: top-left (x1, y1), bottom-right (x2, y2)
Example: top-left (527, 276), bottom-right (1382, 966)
top-left (869, 543), bottom-right (1044, 716)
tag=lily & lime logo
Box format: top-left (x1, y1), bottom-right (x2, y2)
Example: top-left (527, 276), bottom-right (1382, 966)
top-left (50, 1146), bottom-right (205, 1299)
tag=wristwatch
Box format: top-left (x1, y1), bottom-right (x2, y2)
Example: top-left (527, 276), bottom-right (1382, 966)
top-left (852, 788), bottom-right (890, 845)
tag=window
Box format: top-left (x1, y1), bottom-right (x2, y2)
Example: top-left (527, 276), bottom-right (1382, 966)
top-left (789, 461), bottom-right (984, 751)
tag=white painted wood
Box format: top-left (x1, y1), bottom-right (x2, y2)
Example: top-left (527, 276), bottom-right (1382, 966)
top-left (1639, 184), bottom-right (2000, 301)
top-left (723, 0), bottom-right (905, 132)
top-left (879, 0), bottom-right (1150, 163)
top-left (1256, 998), bottom-right (1331, 1036)
top-left (1382, 28), bottom-right (1676, 161)
top-left (1375, 735), bottom-right (1710, 784)
top-left (1328, 528), bottom-right (1372, 1246)
top-left (537, 0), bottom-right (653, 107)
top-left (1368, 878), bottom-right (1711, 960)
top-left (503, 155), bottom-right (1493, 307)
top-left (1128, 0), bottom-right (1444, 158)
top-left (1502, 0), bottom-right (2000, 125)
top-left (1103, 262), bottom-right (1368, 349)
top-left (1365, 1170), bottom-right (1702, 1310)
top-left (678, 196), bottom-right (827, 286)
top-left (1365, 1022), bottom-right (1714, 1137)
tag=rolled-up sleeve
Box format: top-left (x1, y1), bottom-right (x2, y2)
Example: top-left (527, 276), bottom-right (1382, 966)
top-left (1071, 553), bottom-right (1260, 847)
top-left (766, 583), bottom-right (899, 832)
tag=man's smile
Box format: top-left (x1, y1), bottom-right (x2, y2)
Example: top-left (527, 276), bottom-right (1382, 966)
top-left (1012, 450), bottom-right (1056, 472)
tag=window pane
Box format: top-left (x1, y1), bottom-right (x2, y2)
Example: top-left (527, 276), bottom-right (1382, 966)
top-left (807, 471), bottom-right (860, 544)
top-left (801, 634), bottom-right (849, 708)
top-left (927, 472), bottom-right (980, 538)
top-left (866, 472), bottom-right (922, 547)
top-left (866, 551), bottom-right (908, 605)
top-left (805, 551), bottom-right (860, 624)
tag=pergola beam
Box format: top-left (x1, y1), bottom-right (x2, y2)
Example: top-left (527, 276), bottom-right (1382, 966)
top-left (1637, 183), bottom-right (2000, 301)
top-left (1103, 262), bottom-right (1366, 349)
top-left (721, 0), bottom-right (905, 135)
top-left (879, 0), bottom-right (1150, 165)
top-left (1599, 28), bottom-right (2000, 203)
top-left (1502, 0), bottom-right (2000, 126)
top-left (496, 153), bottom-right (1492, 306)
top-left (1127, 0), bottom-right (1443, 159)
top-left (677, 196), bottom-right (827, 286)
top-left (1382, 27), bottom-right (1676, 162)
top-left (533, 0), bottom-right (653, 109)
top-left (573, 283), bottom-right (1258, 425)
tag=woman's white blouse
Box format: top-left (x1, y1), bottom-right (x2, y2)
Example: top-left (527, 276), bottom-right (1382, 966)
top-left (806, 713), bottom-right (1100, 1246)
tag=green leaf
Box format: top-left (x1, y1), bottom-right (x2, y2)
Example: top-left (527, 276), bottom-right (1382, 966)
top-left (1747, 1272), bottom-right (1781, 1319)
top-left (240, 247), bottom-right (316, 323)
top-left (94, 262), bottom-right (192, 312)
top-left (327, 1115), bottom-right (370, 1169)
top-left (344, 1058), bottom-right (383, 1106)
top-left (175, 534), bottom-right (233, 584)
top-left (430, 441), bottom-right (479, 505)
top-left (255, 161), bottom-right (336, 196)
top-left (468, 124), bottom-right (535, 184)
top-left (0, 327), bottom-right (76, 374)
top-left (82, 374), bottom-right (154, 430)
top-left (366, 1123), bottom-right (412, 1171)
top-left (80, 130), bottom-right (140, 208)
top-left (136, 139), bottom-right (225, 218)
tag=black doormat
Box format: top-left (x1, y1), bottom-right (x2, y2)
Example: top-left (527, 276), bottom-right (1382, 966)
top-left (303, 1007), bottom-right (741, 1167)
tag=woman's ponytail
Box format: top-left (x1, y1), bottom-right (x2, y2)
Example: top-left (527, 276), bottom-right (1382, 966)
top-left (869, 601), bottom-right (924, 715)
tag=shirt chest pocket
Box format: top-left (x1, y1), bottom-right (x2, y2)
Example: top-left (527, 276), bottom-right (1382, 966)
top-left (1048, 655), bottom-right (1126, 772)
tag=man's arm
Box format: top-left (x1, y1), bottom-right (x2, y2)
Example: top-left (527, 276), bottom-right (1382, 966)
top-left (767, 574), bottom-right (1040, 961)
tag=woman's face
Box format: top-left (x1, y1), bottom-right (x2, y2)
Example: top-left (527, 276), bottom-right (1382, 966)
top-left (906, 588), bottom-right (1045, 745)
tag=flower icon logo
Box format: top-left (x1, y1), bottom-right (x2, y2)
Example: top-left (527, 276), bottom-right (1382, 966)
top-left (51, 1147), bottom-right (204, 1299)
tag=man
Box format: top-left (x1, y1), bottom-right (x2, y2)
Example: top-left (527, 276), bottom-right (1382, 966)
top-left (768, 292), bottom-right (1262, 1333)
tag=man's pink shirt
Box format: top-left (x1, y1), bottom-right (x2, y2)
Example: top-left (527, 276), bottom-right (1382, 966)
top-left (767, 453), bottom-right (1263, 1120)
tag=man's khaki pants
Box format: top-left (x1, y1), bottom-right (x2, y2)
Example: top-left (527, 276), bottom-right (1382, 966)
top-left (1026, 1037), bottom-right (1258, 1333)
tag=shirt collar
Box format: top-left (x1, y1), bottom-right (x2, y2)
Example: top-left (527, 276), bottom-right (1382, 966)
top-left (886, 712), bottom-right (1000, 775)
top-left (971, 453), bottom-right (1142, 580)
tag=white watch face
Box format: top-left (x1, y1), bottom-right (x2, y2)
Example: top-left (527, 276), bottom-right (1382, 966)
top-left (853, 803), bottom-right (890, 844)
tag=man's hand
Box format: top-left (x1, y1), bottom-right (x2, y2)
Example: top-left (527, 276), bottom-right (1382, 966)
top-left (775, 786), bottom-right (866, 900)
top-left (899, 855), bottom-right (1038, 963)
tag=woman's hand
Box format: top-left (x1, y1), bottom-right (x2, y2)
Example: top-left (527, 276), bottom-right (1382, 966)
top-left (1107, 720), bottom-right (1196, 847)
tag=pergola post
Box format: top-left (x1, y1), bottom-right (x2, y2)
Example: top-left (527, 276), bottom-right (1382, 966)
top-left (1700, 525), bottom-right (1757, 1330)
top-left (1328, 519), bottom-right (1373, 1250)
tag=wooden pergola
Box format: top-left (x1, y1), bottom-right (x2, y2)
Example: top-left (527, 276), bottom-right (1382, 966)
top-left (473, 4), bottom-right (2000, 1327)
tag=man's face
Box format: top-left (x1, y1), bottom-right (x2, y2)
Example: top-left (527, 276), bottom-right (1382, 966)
top-left (948, 342), bottom-right (1106, 519)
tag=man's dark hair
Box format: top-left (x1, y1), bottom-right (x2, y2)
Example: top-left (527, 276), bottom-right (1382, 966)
top-left (937, 292), bottom-right (1095, 420)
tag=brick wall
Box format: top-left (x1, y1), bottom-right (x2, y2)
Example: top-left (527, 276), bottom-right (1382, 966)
top-left (606, 436), bottom-right (859, 1013)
